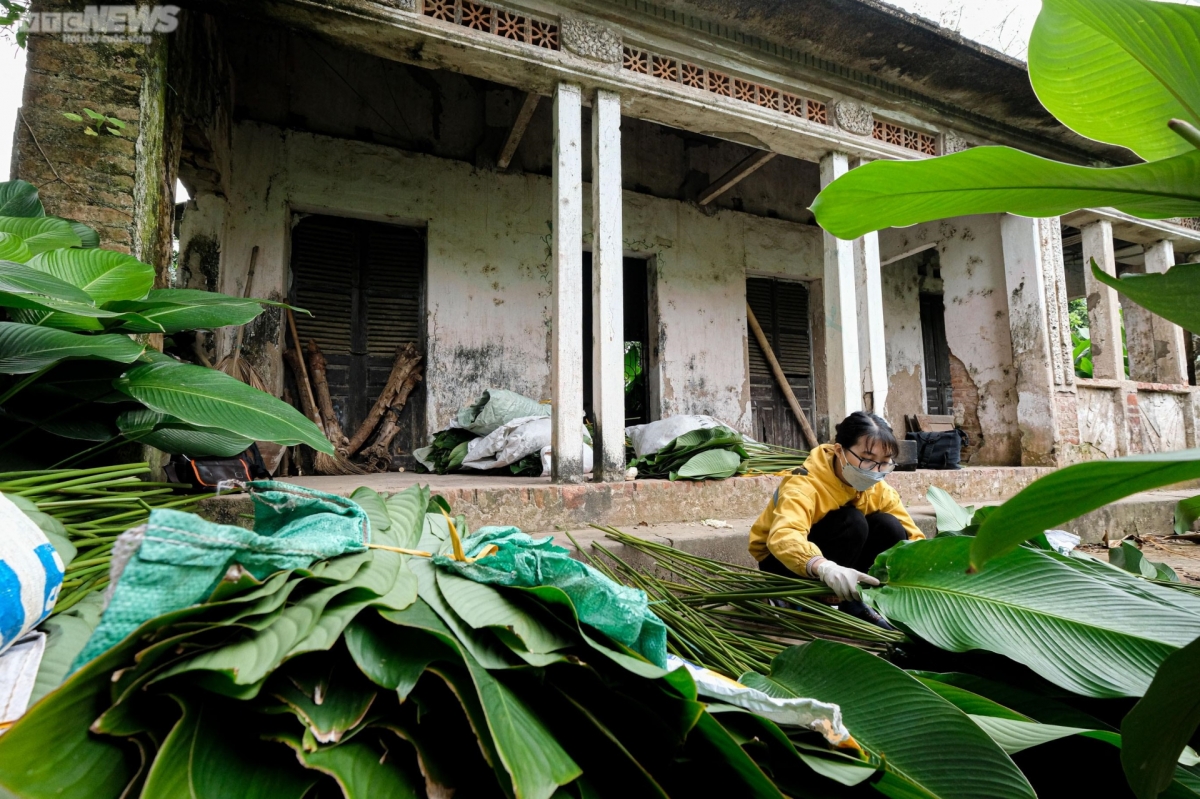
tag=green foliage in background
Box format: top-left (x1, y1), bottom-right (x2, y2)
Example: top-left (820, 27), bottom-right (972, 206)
top-left (0, 180), bottom-right (332, 467)
top-left (809, 0), bottom-right (1200, 791)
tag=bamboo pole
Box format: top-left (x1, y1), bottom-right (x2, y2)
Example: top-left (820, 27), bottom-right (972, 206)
top-left (745, 303), bottom-right (820, 449)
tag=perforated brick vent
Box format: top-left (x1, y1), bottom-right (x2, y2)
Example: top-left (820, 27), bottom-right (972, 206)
top-left (421, 0), bottom-right (558, 50)
top-left (872, 120), bottom-right (937, 155)
top-left (621, 46), bottom-right (828, 126)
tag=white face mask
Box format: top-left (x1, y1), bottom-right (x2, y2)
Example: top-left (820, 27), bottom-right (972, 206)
top-left (842, 461), bottom-right (888, 491)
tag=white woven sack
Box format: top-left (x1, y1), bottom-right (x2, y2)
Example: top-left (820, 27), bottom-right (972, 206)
top-left (0, 494), bottom-right (64, 656)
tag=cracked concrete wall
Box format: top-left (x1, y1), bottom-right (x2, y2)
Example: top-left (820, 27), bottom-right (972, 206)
top-left (211, 121), bottom-right (823, 437)
top-left (880, 215), bottom-right (1020, 465)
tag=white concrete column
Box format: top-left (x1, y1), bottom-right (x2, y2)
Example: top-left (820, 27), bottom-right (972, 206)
top-left (820, 152), bottom-right (862, 427)
top-left (552, 83), bottom-right (585, 483)
top-left (1081, 220), bottom-right (1124, 380)
top-left (1144, 239), bottom-right (1188, 385)
top-left (590, 88), bottom-right (625, 482)
top-left (854, 231), bottom-right (887, 416)
top-left (1001, 214), bottom-right (1059, 466)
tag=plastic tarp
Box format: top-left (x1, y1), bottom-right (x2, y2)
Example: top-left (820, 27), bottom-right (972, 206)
top-left (434, 527), bottom-right (667, 667)
top-left (667, 654), bottom-right (852, 747)
top-left (71, 481), bottom-right (369, 671)
top-left (455, 389), bottom-right (550, 436)
top-left (459, 416), bottom-right (594, 477)
top-left (626, 415), bottom-right (728, 459)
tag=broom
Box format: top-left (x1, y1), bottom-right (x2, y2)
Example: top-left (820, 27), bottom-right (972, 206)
top-left (215, 245), bottom-right (267, 392)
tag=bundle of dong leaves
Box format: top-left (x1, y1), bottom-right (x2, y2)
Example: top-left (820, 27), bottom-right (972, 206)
top-left (630, 425), bottom-right (808, 481)
top-left (0, 484), bottom-right (869, 799)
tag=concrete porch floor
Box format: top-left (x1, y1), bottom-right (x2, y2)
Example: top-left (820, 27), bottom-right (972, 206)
top-left (199, 466), bottom-right (1199, 545)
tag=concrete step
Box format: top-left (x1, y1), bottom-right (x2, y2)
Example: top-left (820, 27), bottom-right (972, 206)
top-left (551, 488), bottom-right (1198, 571)
top-left (199, 466), bottom-right (1094, 534)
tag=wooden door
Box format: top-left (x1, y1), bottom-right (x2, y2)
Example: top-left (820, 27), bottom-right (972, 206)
top-left (290, 214), bottom-right (425, 468)
top-left (747, 277), bottom-right (813, 449)
top-left (919, 292), bottom-right (953, 415)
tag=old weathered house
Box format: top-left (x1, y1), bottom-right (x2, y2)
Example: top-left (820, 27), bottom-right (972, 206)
top-left (16, 0), bottom-right (1200, 485)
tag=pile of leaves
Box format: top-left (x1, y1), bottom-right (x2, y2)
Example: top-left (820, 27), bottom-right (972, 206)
top-left (630, 426), bottom-right (749, 480)
top-left (416, 427), bottom-right (542, 477)
top-left (1, 485), bottom-right (883, 799)
top-left (0, 178), bottom-right (331, 470)
top-left (629, 425), bottom-right (809, 481)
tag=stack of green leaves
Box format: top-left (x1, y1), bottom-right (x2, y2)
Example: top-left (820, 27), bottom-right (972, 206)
top-left (630, 426), bottom-right (749, 481)
top-left (415, 427), bottom-right (477, 474)
top-left (1, 462), bottom-right (201, 614)
top-left (2, 485), bottom-right (887, 799)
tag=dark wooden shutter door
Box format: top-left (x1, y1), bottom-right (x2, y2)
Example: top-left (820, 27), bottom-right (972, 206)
top-left (920, 292), bottom-right (953, 415)
top-left (747, 277), bottom-right (813, 449)
top-left (290, 215), bottom-right (425, 468)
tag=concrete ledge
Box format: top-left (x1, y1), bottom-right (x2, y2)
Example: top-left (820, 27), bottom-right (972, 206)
top-left (551, 488), bottom-right (1196, 572)
top-left (199, 467), bottom-right (1067, 534)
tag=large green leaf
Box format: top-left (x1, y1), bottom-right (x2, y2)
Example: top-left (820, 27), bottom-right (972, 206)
top-left (106, 295), bottom-right (265, 334)
top-left (810, 147), bottom-right (1200, 240)
top-left (113, 361), bottom-right (334, 453)
top-left (146, 288), bottom-right (306, 313)
top-left (68, 220), bottom-right (100, 249)
top-left (0, 259), bottom-right (95, 304)
top-left (1029, 0), bottom-right (1200, 161)
top-left (28, 247), bottom-right (153, 304)
top-left (116, 409), bottom-right (253, 457)
top-left (384, 487), bottom-right (429, 549)
top-left (1123, 636), bottom-right (1200, 799)
top-left (670, 448), bottom-right (742, 481)
top-left (1093, 262), bottom-right (1200, 338)
top-left (1177, 495), bottom-right (1200, 536)
top-left (867, 537), bottom-right (1200, 698)
top-left (0, 179), bottom-right (45, 217)
top-left (0, 321), bottom-right (145, 373)
top-left (0, 216), bottom-right (81, 253)
top-left (276, 730), bottom-right (421, 798)
top-left (972, 449), bottom-right (1200, 567)
top-left (142, 695), bottom-right (316, 799)
top-left (0, 232), bottom-right (33, 262)
top-left (927, 485), bottom-right (974, 533)
top-left (436, 569), bottom-right (574, 656)
top-left (751, 640), bottom-right (1035, 799)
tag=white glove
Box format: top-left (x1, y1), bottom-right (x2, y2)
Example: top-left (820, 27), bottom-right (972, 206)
top-left (815, 560), bottom-right (880, 602)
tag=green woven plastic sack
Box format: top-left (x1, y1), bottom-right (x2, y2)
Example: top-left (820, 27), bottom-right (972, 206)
top-left (433, 527), bottom-right (667, 667)
top-left (71, 481), bottom-right (369, 670)
top-left (455, 389), bottom-right (550, 436)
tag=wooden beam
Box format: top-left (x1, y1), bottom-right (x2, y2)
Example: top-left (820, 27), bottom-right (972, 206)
top-left (497, 92), bottom-right (541, 170)
top-left (746, 303), bottom-right (820, 449)
top-left (698, 150), bottom-right (777, 206)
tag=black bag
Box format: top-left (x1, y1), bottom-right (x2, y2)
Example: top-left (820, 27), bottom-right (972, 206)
top-left (906, 429), bottom-right (968, 470)
top-left (167, 444), bottom-right (270, 489)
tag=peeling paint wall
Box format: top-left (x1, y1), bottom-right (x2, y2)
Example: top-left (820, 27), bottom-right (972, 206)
top-left (880, 215), bottom-right (1020, 465)
top-left (211, 121), bottom-right (823, 437)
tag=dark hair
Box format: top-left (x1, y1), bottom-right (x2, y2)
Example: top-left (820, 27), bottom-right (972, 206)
top-left (834, 411), bottom-right (898, 458)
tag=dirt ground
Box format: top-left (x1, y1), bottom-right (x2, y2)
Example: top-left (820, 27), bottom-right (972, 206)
top-left (1081, 537), bottom-right (1200, 584)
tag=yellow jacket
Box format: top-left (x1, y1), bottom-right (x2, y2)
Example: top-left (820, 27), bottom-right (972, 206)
top-left (748, 444), bottom-right (923, 575)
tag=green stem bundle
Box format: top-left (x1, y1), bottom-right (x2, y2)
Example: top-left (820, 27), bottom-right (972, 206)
top-left (0, 463), bottom-right (203, 614)
top-left (578, 526), bottom-right (904, 678)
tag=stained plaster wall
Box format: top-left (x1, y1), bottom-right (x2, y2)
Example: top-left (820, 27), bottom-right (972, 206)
top-left (879, 215), bottom-right (1020, 465)
top-left (192, 121), bottom-right (825, 439)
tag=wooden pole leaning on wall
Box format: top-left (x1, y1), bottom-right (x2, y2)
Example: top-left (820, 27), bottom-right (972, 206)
top-left (745, 303), bottom-right (820, 449)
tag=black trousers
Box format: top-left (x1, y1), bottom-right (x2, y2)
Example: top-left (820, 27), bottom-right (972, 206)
top-left (758, 506), bottom-right (907, 577)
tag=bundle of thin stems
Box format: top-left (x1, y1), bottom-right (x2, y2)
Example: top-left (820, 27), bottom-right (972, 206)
top-left (0, 463), bottom-right (202, 614)
top-left (741, 442), bottom-right (810, 475)
top-left (574, 526), bottom-right (904, 679)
